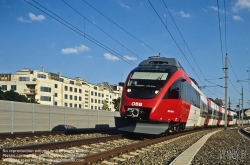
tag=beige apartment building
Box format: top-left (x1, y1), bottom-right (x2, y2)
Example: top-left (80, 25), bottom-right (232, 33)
top-left (0, 68), bottom-right (123, 111)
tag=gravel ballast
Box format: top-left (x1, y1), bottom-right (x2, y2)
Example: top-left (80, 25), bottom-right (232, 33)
top-left (191, 128), bottom-right (250, 165)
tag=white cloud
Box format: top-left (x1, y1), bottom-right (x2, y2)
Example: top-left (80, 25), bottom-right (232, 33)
top-left (119, 1), bottom-right (130, 9)
top-left (61, 44), bottom-right (90, 54)
top-left (123, 55), bottom-right (137, 61)
top-left (210, 6), bottom-right (218, 11)
top-left (18, 17), bottom-right (31, 23)
top-left (233, 0), bottom-right (250, 12)
top-left (209, 6), bottom-right (226, 13)
top-left (18, 13), bottom-right (45, 23)
top-left (29, 13), bottom-right (46, 22)
top-left (202, 8), bottom-right (208, 12)
top-left (179, 11), bottom-right (190, 18)
top-left (104, 53), bottom-right (120, 61)
top-left (233, 15), bottom-right (243, 21)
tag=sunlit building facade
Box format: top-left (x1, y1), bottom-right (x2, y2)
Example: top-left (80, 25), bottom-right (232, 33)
top-left (0, 68), bottom-right (123, 111)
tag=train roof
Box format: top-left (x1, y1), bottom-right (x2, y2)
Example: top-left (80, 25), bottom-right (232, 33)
top-left (139, 56), bottom-right (185, 70)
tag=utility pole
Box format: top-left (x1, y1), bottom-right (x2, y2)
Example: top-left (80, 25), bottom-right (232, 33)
top-left (239, 99), bottom-right (241, 127)
top-left (228, 97), bottom-right (231, 110)
top-left (242, 86), bottom-right (244, 127)
top-left (224, 55), bottom-right (228, 130)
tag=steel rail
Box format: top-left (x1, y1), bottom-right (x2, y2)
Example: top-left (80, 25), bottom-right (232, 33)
top-left (54, 129), bottom-right (203, 165)
top-left (0, 134), bottom-right (124, 159)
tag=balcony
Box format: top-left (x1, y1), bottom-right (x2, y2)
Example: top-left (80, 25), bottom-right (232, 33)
top-left (24, 88), bottom-right (38, 95)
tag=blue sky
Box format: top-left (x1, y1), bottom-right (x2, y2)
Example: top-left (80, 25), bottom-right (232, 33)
top-left (0, 0), bottom-right (250, 110)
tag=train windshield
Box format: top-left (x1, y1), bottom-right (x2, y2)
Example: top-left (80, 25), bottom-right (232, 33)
top-left (126, 66), bottom-right (176, 98)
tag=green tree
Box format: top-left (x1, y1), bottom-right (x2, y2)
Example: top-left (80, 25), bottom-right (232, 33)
top-left (112, 97), bottom-right (121, 111)
top-left (0, 88), bottom-right (39, 103)
top-left (102, 100), bottom-right (109, 111)
top-left (0, 87), bottom-right (4, 100)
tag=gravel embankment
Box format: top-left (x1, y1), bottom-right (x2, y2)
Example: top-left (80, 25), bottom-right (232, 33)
top-left (0, 133), bottom-right (110, 148)
top-left (191, 128), bottom-right (250, 165)
top-left (97, 129), bottom-right (222, 165)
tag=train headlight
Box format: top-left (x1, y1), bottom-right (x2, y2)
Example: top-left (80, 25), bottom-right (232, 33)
top-left (155, 90), bottom-right (159, 94)
top-left (127, 88), bottom-right (131, 92)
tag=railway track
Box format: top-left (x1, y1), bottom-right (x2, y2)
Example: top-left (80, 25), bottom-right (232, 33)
top-left (0, 129), bottom-right (121, 149)
top-left (0, 128), bottom-right (218, 165)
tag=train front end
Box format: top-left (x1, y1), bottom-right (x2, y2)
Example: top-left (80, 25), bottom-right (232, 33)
top-left (115, 56), bottom-right (184, 134)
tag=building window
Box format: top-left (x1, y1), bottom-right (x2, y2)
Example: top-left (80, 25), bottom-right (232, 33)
top-left (60, 78), bottom-right (64, 82)
top-left (64, 86), bottom-right (68, 91)
top-left (70, 103), bottom-right (72, 107)
top-left (65, 103), bottom-right (68, 107)
top-left (102, 94), bottom-right (104, 97)
top-left (54, 102), bottom-right (57, 106)
top-left (91, 99), bottom-right (93, 103)
top-left (11, 85), bottom-right (16, 91)
top-left (91, 91), bottom-right (93, 96)
top-left (85, 94), bottom-right (88, 96)
top-left (74, 96), bottom-right (77, 101)
top-left (74, 104), bottom-right (77, 108)
top-left (64, 94), bottom-right (68, 99)
top-left (70, 87), bottom-right (73, 92)
top-left (91, 106), bottom-right (93, 109)
top-left (70, 95), bottom-right (72, 100)
top-left (98, 100), bottom-right (100, 104)
top-left (19, 77), bottom-right (30, 81)
top-left (85, 98), bottom-right (88, 100)
top-left (79, 89), bottom-right (82, 93)
top-left (40, 86), bottom-right (51, 92)
top-left (85, 90), bottom-right (88, 93)
top-left (79, 96), bottom-right (82, 101)
top-left (94, 86), bottom-right (97, 90)
top-left (1, 85), bottom-right (7, 91)
top-left (37, 74), bottom-right (46, 79)
top-left (98, 93), bottom-right (100, 97)
top-left (85, 105), bottom-right (88, 107)
top-left (55, 84), bottom-right (58, 88)
top-left (79, 104), bottom-right (81, 108)
top-left (95, 92), bottom-right (97, 96)
top-left (74, 88), bottom-right (77, 93)
top-left (55, 93), bottom-right (58, 97)
top-left (95, 99), bottom-right (97, 103)
top-left (70, 80), bottom-right (74, 84)
top-left (40, 96), bottom-right (51, 101)
top-left (85, 101), bottom-right (88, 104)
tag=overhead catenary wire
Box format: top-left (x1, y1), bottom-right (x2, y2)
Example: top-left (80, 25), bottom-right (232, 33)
top-left (147, 0), bottom-right (204, 86)
top-left (223, 0), bottom-right (228, 54)
top-left (61, 0), bottom-right (143, 61)
top-left (217, 0), bottom-right (224, 67)
top-left (149, 0), bottom-right (224, 99)
top-left (162, 0), bottom-right (207, 81)
top-left (27, 0), bottom-right (137, 67)
top-left (81, 0), bottom-right (160, 55)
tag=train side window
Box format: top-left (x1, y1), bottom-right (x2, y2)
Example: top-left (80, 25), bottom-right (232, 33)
top-left (163, 79), bottom-right (181, 99)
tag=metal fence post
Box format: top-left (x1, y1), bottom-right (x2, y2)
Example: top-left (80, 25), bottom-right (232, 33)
top-left (64, 106), bottom-right (66, 125)
top-left (77, 108), bottom-right (79, 128)
top-left (97, 110), bottom-right (99, 130)
top-left (88, 110), bottom-right (89, 129)
top-left (32, 103), bottom-right (34, 133)
top-left (11, 101), bottom-right (13, 134)
top-left (49, 105), bottom-right (51, 131)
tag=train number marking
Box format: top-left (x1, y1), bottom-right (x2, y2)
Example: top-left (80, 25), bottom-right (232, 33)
top-left (131, 102), bottom-right (142, 106)
top-left (167, 110), bottom-right (174, 113)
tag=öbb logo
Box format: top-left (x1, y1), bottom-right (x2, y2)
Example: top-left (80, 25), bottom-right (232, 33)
top-left (131, 102), bottom-right (142, 106)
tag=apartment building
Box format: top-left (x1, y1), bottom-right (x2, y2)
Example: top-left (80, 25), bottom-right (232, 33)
top-left (0, 68), bottom-right (123, 111)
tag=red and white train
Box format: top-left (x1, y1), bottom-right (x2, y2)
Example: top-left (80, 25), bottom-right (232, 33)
top-left (115, 56), bottom-right (244, 134)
